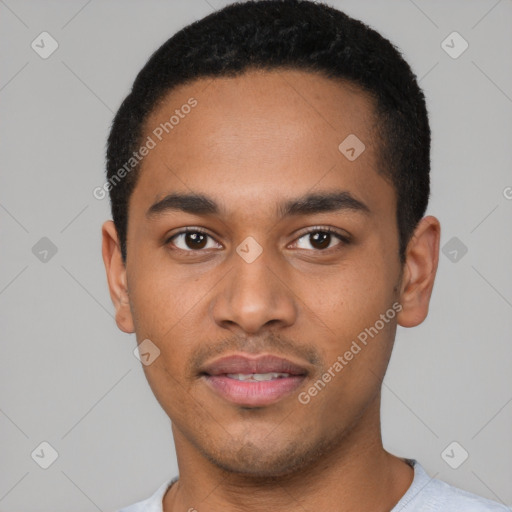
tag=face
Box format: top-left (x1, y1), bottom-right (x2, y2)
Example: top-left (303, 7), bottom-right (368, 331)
top-left (103, 69), bottom-right (439, 477)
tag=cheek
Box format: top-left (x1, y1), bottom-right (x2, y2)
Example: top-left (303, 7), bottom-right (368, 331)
top-left (307, 313), bottom-right (397, 422)
top-left (140, 358), bottom-right (199, 431)
top-left (128, 254), bottom-right (204, 335)
top-left (306, 253), bottom-right (397, 328)
top-left (131, 270), bottom-right (201, 415)
top-left (306, 252), bottom-right (399, 386)
top-left (127, 269), bottom-right (201, 404)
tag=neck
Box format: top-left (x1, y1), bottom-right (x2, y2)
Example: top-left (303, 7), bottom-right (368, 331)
top-left (163, 396), bottom-right (413, 512)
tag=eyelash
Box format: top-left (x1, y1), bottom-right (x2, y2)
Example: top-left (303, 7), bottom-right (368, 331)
top-left (165, 226), bottom-right (350, 254)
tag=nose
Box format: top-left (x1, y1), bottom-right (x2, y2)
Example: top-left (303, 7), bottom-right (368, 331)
top-left (210, 245), bottom-right (298, 335)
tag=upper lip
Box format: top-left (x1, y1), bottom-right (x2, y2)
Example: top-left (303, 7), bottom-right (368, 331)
top-left (200, 354), bottom-right (308, 376)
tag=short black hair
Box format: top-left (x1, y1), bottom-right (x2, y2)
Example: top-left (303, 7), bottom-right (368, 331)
top-left (106, 0), bottom-right (430, 264)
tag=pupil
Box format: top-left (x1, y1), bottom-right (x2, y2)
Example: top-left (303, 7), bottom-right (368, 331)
top-left (187, 232), bottom-right (207, 249)
top-left (311, 232), bottom-right (330, 249)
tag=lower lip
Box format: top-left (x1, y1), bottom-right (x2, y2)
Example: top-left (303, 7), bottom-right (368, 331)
top-left (202, 374), bottom-right (306, 407)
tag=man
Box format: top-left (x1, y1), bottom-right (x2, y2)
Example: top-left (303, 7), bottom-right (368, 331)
top-left (102, 1), bottom-right (508, 510)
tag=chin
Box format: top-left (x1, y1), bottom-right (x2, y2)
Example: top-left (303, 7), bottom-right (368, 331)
top-left (202, 438), bottom-right (318, 478)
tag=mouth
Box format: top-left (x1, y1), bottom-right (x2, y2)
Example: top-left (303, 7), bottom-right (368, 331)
top-left (199, 354), bottom-right (308, 407)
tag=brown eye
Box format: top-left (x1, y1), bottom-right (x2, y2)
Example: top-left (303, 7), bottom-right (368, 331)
top-left (183, 232), bottom-right (208, 249)
top-left (294, 228), bottom-right (349, 251)
top-left (309, 231), bottom-right (331, 250)
top-left (167, 229), bottom-right (221, 252)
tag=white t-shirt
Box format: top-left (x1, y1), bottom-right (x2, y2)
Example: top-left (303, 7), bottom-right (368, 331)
top-left (116, 459), bottom-right (510, 511)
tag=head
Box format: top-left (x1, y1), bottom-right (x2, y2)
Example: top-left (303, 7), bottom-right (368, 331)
top-left (102, 0), bottom-right (440, 477)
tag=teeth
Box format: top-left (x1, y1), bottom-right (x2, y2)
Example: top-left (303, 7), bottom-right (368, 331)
top-left (226, 372), bottom-right (291, 381)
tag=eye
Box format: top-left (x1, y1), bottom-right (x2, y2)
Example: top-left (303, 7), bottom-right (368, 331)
top-left (292, 227), bottom-right (350, 251)
top-left (165, 226), bottom-right (350, 254)
top-left (166, 228), bottom-right (222, 252)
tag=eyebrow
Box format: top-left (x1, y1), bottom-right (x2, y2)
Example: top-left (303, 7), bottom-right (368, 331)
top-left (278, 190), bottom-right (370, 217)
top-left (146, 190), bottom-right (371, 219)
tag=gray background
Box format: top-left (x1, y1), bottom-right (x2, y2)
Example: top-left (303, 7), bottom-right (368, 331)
top-left (1, 0), bottom-right (511, 510)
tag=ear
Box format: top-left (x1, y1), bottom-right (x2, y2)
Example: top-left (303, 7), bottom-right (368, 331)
top-left (101, 220), bottom-right (135, 333)
top-left (397, 215), bottom-right (441, 328)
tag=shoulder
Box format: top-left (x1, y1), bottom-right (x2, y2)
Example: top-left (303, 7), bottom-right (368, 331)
top-left (115, 476), bottom-right (177, 512)
top-left (396, 460), bottom-right (510, 512)
top-left (426, 476), bottom-right (510, 511)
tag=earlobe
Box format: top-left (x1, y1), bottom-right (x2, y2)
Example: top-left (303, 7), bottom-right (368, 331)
top-left (101, 220), bottom-right (135, 334)
top-left (397, 215), bottom-right (441, 328)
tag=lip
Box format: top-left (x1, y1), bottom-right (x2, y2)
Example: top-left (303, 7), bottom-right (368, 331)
top-left (200, 354), bottom-right (308, 407)
top-left (200, 354), bottom-right (308, 376)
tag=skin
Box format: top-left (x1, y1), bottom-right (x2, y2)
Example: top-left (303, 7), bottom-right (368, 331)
top-left (102, 69), bottom-right (440, 511)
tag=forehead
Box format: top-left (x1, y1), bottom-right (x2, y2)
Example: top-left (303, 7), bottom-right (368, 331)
top-left (131, 68), bottom-right (393, 222)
